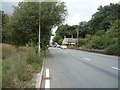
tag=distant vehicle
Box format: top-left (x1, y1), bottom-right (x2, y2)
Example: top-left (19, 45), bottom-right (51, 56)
top-left (60, 45), bottom-right (67, 49)
top-left (53, 45), bottom-right (57, 47)
top-left (56, 44), bottom-right (60, 48)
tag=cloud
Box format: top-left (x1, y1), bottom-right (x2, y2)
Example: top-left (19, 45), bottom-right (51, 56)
top-left (62, 0), bottom-right (119, 25)
top-left (65, 14), bottom-right (89, 25)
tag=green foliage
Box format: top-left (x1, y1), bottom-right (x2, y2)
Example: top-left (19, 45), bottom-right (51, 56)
top-left (84, 19), bottom-right (119, 55)
top-left (85, 35), bottom-right (116, 50)
top-left (51, 32), bottom-right (55, 36)
top-left (89, 3), bottom-right (119, 32)
top-left (54, 3), bottom-right (119, 55)
top-left (26, 39), bottom-right (36, 47)
top-left (78, 21), bottom-right (91, 38)
top-left (2, 12), bottom-right (13, 44)
top-left (106, 19), bottom-right (119, 38)
top-left (56, 24), bottom-right (77, 38)
top-left (104, 42), bottom-right (120, 56)
top-left (53, 35), bottom-right (63, 45)
top-left (77, 38), bottom-right (87, 47)
top-left (2, 2), bottom-right (67, 50)
top-left (85, 35), bottom-right (100, 49)
top-left (18, 65), bottom-right (32, 81)
top-left (56, 3), bottom-right (119, 39)
top-left (2, 44), bottom-right (44, 87)
top-left (95, 30), bottom-right (105, 36)
top-left (58, 38), bottom-right (63, 45)
top-left (103, 19), bottom-right (120, 56)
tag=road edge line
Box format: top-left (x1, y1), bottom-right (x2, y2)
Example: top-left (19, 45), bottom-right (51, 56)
top-left (35, 58), bottom-right (44, 88)
top-left (45, 68), bottom-right (50, 88)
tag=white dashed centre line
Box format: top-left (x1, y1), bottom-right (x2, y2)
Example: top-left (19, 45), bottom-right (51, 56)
top-left (83, 58), bottom-right (91, 61)
top-left (112, 67), bottom-right (120, 70)
top-left (45, 68), bottom-right (50, 88)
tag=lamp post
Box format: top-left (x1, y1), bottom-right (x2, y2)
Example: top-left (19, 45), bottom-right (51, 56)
top-left (38, 0), bottom-right (41, 55)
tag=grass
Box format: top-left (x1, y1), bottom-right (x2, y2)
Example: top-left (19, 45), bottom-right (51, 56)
top-left (2, 44), bottom-right (44, 88)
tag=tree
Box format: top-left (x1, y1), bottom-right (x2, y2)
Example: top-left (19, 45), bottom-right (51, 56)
top-left (89, 3), bottom-right (119, 33)
top-left (53, 35), bottom-right (63, 45)
top-left (40, 2), bottom-right (67, 49)
top-left (2, 11), bottom-right (13, 44)
top-left (55, 24), bottom-right (70, 38)
top-left (56, 24), bottom-right (77, 38)
top-left (5, 2), bottom-right (67, 50)
top-left (78, 21), bottom-right (91, 38)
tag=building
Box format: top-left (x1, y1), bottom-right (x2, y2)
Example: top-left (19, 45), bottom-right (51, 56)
top-left (62, 38), bottom-right (78, 45)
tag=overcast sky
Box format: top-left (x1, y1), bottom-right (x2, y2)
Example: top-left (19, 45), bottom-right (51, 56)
top-left (62, 0), bottom-right (119, 25)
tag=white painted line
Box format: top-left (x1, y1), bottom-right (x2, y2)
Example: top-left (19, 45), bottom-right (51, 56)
top-left (112, 67), bottom-right (120, 70)
top-left (45, 80), bottom-right (50, 88)
top-left (83, 58), bottom-right (91, 61)
top-left (45, 68), bottom-right (50, 88)
top-left (46, 69), bottom-right (50, 78)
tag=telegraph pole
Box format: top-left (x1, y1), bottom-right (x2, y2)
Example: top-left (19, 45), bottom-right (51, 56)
top-left (77, 29), bottom-right (79, 48)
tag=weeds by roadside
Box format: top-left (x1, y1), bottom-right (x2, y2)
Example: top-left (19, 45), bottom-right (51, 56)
top-left (2, 44), bottom-right (45, 88)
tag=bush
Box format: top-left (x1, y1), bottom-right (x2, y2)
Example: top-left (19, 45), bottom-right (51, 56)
top-left (85, 35), bottom-right (103, 49)
top-left (105, 43), bottom-right (120, 56)
top-left (77, 38), bottom-right (87, 47)
top-left (85, 34), bottom-right (117, 50)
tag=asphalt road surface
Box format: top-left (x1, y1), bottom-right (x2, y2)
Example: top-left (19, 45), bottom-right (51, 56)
top-left (41, 47), bottom-right (119, 88)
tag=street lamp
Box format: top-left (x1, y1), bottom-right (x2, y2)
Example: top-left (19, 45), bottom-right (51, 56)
top-left (38, 0), bottom-right (41, 55)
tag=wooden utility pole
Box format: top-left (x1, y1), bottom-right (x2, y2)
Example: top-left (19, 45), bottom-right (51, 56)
top-left (77, 29), bottom-right (79, 47)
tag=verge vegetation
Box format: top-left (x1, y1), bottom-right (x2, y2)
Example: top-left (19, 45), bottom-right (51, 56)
top-left (2, 44), bottom-right (45, 88)
top-left (54, 3), bottom-right (120, 56)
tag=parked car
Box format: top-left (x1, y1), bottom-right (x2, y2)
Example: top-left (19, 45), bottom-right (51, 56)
top-left (60, 45), bottom-right (67, 49)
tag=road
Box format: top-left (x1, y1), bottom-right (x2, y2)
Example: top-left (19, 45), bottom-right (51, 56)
top-left (41, 47), bottom-right (119, 88)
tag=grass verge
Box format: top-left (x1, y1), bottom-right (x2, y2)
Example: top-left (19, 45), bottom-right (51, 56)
top-left (2, 44), bottom-right (45, 88)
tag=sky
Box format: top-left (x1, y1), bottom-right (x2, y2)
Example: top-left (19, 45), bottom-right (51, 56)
top-left (1, 0), bottom-right (120, 42)
top-left (62, 0), bottom-right (119, 25)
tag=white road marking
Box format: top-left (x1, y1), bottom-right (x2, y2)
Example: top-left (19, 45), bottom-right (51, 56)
top-left (112, 67), bottom-right (120, 70)
top-left (83, 58), bottom-right (91, 61)
top-left (45, 68), bottom-right (50, 88)
top-left (46, 69), bottom-right (50, 78)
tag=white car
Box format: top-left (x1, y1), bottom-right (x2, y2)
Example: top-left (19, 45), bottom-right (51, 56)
top-left (56, 44), bottom-right (60, 48)
top-left (60, 45), bottom-right (67, 49)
